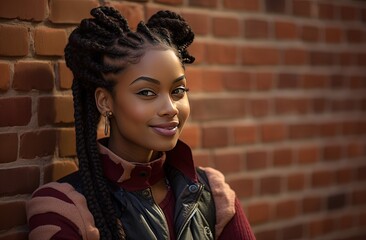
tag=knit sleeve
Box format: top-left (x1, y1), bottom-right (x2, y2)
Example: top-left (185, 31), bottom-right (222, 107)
top-left (26, 182), bottom-right (99, 240)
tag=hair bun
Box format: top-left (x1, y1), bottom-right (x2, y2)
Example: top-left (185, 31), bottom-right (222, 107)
top-left (146, 10), bottom-right (195, 63)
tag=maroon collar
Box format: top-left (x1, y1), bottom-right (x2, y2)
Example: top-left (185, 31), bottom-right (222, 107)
top-left (98, 139), bottom-right (197, 191)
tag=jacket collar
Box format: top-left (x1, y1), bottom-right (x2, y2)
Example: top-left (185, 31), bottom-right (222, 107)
top-left (98, 138), bottom-right (197, 191)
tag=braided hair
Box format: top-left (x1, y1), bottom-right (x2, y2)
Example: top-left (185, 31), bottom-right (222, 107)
top-left (64, 6), bottom-right (195, 240)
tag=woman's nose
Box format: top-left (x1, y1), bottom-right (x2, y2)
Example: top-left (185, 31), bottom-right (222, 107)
top-left (158, 94), bottom-right (178, 117)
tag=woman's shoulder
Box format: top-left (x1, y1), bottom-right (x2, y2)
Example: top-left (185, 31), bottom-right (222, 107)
top-left (26, 180), bottom-right (99, 240)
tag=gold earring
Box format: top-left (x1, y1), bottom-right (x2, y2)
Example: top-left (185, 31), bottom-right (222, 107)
top-left (104, 111), bottom-right (113, 136)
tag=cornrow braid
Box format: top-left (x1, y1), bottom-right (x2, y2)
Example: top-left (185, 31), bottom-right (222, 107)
top-left (65, 6), bottom-right (195, 240)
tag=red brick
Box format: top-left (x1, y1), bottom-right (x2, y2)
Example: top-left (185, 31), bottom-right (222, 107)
top-left (311, 170), bottom-right (335, 188)
top-left (189, 0), bottom-right (217, 8)
top-left (255, 229), bottom-right (278, 240)
top-left (357, 166), bottom-right (366, 182)
top-left (349, 75), bottom-right (366, 89)
top-left (58, 61), bottom-right (73, 90)
top-left (329, 74), bottom-right (346, 89)
top-left (202, 126), bottom-right (228, 148)
top-left (241, 46), bottom-right (280, 65)
top-left (13, 61), bottom-right (54, 91)
top-left (293, 0), bottom-right (312, 17)
top-left (352, 189), bottom-right (366, 206)
top-left (244, 19), bottom-right (269, 39)
top-left (223, 71), bottom-right (252, 91)
top-left (289, 123), bottom-right (319, 139)
top-left (347, 141), bottom-right (366, 158)
top-left (228, 177), bottom-right (254, 198)
top-left (0, 133), bottom-right (18, 163)
top-left (309, 218), bottom-right (335, 237)
top-left (192, 151), bottom-right (213, 167)
top-left (273, 148), bottom-right (293, 167)
top-left (346, 28), bottom-right (364, 43)
top-left (34, 27), bottom-right (67, 56)
top-left (265, 0), bottom-right (286, 13)
top-left (213, 16), bottom-right (240, 38)
top-left (154, 0), bottom-right (183, 5)
top-left (213, 152), bottom-right (242, 174)
top-left (255, 72), bottom-right (274, 91)
top-left (281, 224), bottom-right (303, 240)
top-left (275, 199), bottom-right (299, 219)
top-left (342, 121), bottom-right (364, 135)
top-left (49, 0), bottom-right (99, 24)
top-left (318, 3), bottom-right (335, 20)
top-left (325, 26), bottom-right (343, 43)
top-left (338, 213), bottom-right (354, 230)
top-left (0, 201), bottom-right (26, 230)
top-left (0, 62), bottom-right (11, 91)
top-left (224, 0), bottom-right (259, 11)
top-left (180, 124), bottom-right (201, 149)
top-left (109, 2), bottom-right (144, 30)
top-left (38, 96), bottom-right (74, 126)
top-left (0, 0), bottom-right (47, 21)
top-left (302, 74), bottom-right (328, 89)
top-left (340, 5), bottom-right (358, 21)
top-left (260, 175), bottom-right (282, 195)
top-left (310, 51), bottom-right (335, 66)
top-left (44, 160), bottom-right (78, 183)
top-left (301, 25), bottom-right (320, 42)
top-left (275, 97), bottom-right (311, 115)
top-left (277, 73), bottom-right (300, 88)
top-left (327, 193), bottom-right (346, 211)
top-left (260, 122), bottom-right (286, 142)
top-left (245, 150), bottom-right (268, 170)
top-left (181, 12), bottom-right (210, 36)
top-left (201, 70), bottom-right (224, 92)
top-left (190, 97), bottom-right (246, 121)
top-left (58, 128), bottom-right (76, 157)
top-left (339, 51), bottom-right (355, 66)
top-left (287, 173), bottom-right (306, 191)
top-left (246, 202), bottom-right (272, 225)
top-left (20, 130), bottom-right (57, 159)
top-left (0, 25), bottom-right (28, 57)
top-left (188, 40), bottom-right (205, 64)
top-left (283, 48), bottom-right (309, 65)
top-left (331, 99), bottom-right (357, 112)
top-left (336, 168), bottom-right (353, 185)
top-left (298, 145), bottom-right (320, 164)
top-left (274, 21), bottom-right (298, 40)
top-left (323, 144), bottom-right (343, 161)
top-left (185, 67), bottom-right (203, 92)
top-left (0, 97), bottom-right (31, 127)
top-left (0, 167), bottom-right (40, 196)
top-left (302, 196), bottom-right (323, 214)
top-left (250, 98), bottom-right (269, 117)
top-left (358, 52), bottom-right (366, 66)
top-left (206, 42), bottom-right (238, 65)
top-left (320, 122), bottom-right (340, 137)
top-left (232, 124), bottom-right (257, 145)
top-left (312, 97), bottom-right (327, 113)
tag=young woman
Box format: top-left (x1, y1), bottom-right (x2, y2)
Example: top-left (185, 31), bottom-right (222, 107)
top-left (26, 6), bottom-right (255, 240)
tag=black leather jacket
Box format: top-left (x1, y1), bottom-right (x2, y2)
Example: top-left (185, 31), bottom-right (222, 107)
top-left (60, 164), bottom-right (216, 240)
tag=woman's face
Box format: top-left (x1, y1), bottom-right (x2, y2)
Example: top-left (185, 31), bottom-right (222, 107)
top-left (105, 49), bottom-right (190, 161)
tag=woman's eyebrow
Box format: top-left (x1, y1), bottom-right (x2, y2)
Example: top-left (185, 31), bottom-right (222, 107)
top-left (129, 75), bottom-right (186, 86)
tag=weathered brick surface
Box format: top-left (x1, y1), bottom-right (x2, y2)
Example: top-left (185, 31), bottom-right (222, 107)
top-left (0, 25), bottom-right (29, 56)
top-left (1, 0), bottom-right (366, 238)
top-left (13, 61), bottom-right (54, 91)
top-left (49, 0), bottom-right (99, 23)
top-left (0, 0), bottom-right (47, 21)
top-left (0, 98), bottom-right (32, 127)
top-left (34, 27), bottom-right (67, 56)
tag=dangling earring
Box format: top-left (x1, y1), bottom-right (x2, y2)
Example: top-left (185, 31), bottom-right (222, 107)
top-left (104, 111), bottom-right (113, 136)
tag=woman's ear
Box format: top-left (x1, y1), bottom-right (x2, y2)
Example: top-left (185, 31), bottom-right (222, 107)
top-left (95, 87), bottom-right (113, 115)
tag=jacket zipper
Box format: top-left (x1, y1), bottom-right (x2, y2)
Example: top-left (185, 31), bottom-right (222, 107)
top-left (176, 184), bottom-right (203, 239)
top-left (148, 187), bottom-right (170, 239)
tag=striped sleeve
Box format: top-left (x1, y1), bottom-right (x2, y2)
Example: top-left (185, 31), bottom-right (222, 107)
top-left (26, 182), bottom-right (99, 240)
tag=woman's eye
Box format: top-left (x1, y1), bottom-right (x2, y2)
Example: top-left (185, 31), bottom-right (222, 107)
top-left (172, 87), bottom-right (189, 96)
top-left (137, 89), bottom-right (156, 97)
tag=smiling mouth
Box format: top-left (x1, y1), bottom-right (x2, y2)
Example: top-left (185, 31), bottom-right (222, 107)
top-left (150, 124), bottom-right (179, 137)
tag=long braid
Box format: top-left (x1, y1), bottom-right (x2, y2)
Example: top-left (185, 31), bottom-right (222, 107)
top-left (65, 6), bottom-right (195, 240)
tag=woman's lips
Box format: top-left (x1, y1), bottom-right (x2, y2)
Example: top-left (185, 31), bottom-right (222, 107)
top-left (150, 122), bottom-right (179, 137)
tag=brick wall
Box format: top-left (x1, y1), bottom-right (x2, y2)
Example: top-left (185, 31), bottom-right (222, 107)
top-left (1, 0), bottom-right (366, 239)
